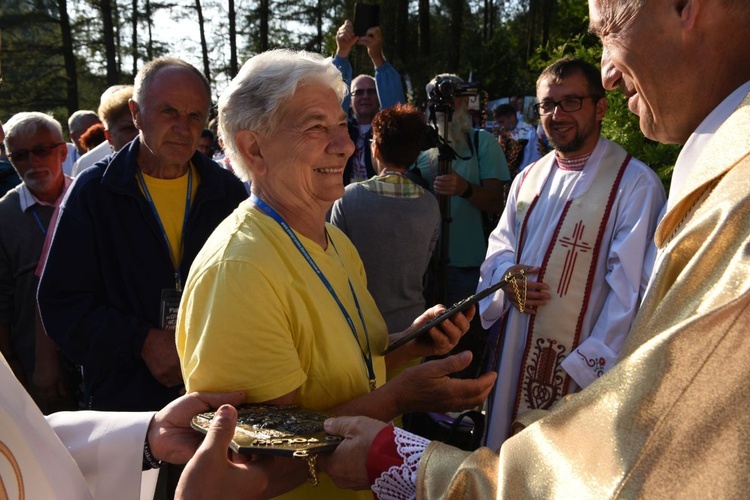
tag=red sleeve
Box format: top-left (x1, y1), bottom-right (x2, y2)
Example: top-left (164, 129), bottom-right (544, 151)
top-left (366, 425), bottom-right (401, 486)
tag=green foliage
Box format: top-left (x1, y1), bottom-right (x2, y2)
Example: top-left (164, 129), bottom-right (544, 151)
top-left (0, 7), bottom-right (69, 126)
top-left (467, 28), bottom-right (528, 102)
top-left (1, 0), bottom-right (157, 128)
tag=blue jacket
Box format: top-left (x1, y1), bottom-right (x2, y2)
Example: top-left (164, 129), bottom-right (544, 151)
top-left (332, 56), bottom-right (407, 184)
top-left (332, 56), bottom-right (406, 116)
top-left (38, 137), bottom-right (248, 410)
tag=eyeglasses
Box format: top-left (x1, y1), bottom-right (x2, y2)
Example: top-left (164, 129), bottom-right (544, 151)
top-left (352, 88), bottom-right (377, 97)
top-left (534, 96), bottom-right (595, 116)
top-left (7, 142), bottom-right (65, 162)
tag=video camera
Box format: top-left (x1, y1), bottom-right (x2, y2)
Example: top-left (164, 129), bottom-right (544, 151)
top-left (428, 76), bottom-right (479, 103)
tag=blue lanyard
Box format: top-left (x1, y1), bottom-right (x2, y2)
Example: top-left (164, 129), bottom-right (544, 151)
top-left (251, 194), bottom-right (377, 391)
top-left (31, 209), bottom-right (47, 236)
top-left (136, 167), bottom-right (192, 291)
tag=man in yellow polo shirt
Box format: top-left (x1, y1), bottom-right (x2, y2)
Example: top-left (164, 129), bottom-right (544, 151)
top-left (38, 58), bottom-right (248, 413)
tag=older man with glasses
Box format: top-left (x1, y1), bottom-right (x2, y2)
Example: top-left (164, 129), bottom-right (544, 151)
top-left (0, 112), bottom-right (73, 410)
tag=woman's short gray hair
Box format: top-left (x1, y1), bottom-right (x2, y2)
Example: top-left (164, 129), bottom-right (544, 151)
top-left (218, 49), bottom-right (348, 182)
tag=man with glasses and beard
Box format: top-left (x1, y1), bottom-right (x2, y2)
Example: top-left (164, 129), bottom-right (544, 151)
top-left (475, 58), bottom-right (665, 448)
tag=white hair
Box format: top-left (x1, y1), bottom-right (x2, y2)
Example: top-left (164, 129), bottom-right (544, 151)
top-left (218, 49), bottom-right (348, 182)
top-left (3, 112), bottom-right (64, 150)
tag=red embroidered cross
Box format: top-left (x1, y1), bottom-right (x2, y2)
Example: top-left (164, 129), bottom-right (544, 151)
top-left (557, 220), bottom-right (591, 296)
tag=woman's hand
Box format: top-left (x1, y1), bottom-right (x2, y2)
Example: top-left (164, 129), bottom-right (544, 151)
top-left (386, 304), bottom-right (474, 368)
top-left (390, 351), bottom-right (497, 415)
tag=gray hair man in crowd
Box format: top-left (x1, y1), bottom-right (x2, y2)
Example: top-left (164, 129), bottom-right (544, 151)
top-left (63, 110), bottom-right (100, 174)
top-left (38, 57), bottom-right (248, 412)
top-left (0, 112), bottom-right (73, 411)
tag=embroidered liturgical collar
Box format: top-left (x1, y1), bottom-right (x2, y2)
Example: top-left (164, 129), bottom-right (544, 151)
top-left (556, 152), bottom-right (592, 171)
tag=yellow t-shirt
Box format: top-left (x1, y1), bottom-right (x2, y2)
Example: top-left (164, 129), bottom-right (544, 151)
top-left (176, 199), bottom-right (387, 499)
top-left (139, 163), bottom-right (199, 270)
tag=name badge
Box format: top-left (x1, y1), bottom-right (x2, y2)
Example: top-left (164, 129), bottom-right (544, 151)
top-left (160, 289), bottom-right (182, 330)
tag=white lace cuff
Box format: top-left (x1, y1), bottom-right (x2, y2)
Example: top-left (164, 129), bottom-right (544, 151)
top-left (371, 427), bottom-right (430, 500)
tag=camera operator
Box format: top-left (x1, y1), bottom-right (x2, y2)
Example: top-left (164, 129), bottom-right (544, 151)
top-left (414, 74), bottom-right (510, 307)
top-left (333, 20), bottom-right (406, 184)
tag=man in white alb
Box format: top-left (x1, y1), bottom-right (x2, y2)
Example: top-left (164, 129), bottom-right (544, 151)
top-left (477, 58), bottom-right (666, 448)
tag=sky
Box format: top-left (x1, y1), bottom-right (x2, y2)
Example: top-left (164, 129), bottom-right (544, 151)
top-left (150, 5), bottom-right (318, 100)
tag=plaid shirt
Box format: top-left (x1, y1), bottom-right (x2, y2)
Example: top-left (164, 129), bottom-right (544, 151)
top-left (359, 172), bottom-right (425, 198)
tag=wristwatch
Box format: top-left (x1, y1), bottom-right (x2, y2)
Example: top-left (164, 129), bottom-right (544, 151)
top-left (460, 182), bottom-right (474, 199)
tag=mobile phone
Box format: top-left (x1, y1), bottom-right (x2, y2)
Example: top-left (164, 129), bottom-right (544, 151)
top-left (354, 3), bottom-right (380, 37)
top-left (383, 271), bottom-right (523, 354)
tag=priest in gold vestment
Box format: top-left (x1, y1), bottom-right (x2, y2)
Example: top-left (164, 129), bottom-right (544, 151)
top-left (311, 0), bottom-right (750, 497)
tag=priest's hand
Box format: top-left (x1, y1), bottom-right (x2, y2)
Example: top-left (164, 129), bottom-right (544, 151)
top-left (176, 404), bottom-right (306, 500)
top-left (147, 391), bottom-right (245, 465)
top-left (319, 416), bottom-right (389, 490)
top-left (502, 264), bottom-right (549, 314)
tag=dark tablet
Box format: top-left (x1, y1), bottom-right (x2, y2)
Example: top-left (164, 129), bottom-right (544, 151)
top-left (383, 271), bottom-right (521, 355)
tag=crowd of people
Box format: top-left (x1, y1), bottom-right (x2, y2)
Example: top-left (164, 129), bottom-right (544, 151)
top-left (1, 0), bottom-right (749, 497)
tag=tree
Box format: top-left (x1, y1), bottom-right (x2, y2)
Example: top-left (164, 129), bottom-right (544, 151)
top-left (144, 0), bottom-right (155, 59)
top-left (0, 2), bottom-right (75, 125)
top-left (261, 0), bottom-right (271, 52)
top-left (448, 0), bottom-right (465, 70)
top-left (419, 0), bottom-right (430, 58)
top-left (194, 0), bottom-right (211, 84)
top-left (393, 0), bottom-right (409, 64)
top-left (131, 0), bottom-right (139, 76)
top-left (58, 0), bottom-right (79, 114)
top-left (100, 0), bottom-right (118, 85)
top-left (228, 0), bottom-right (238, 77)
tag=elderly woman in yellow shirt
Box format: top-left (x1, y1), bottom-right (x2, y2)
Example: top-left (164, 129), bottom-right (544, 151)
top-left (175, 49), bottom-right (496, 499)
